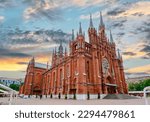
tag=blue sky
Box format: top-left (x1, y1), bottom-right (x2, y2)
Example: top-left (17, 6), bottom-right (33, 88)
top-left (0, 0), bottom-right (150, 79)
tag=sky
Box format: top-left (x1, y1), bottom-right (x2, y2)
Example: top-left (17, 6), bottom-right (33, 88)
top-left (0, 0), bottom-right (150, 79)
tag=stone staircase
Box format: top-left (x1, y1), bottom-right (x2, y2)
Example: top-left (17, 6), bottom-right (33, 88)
top-left (103, 94), bottom-right (139, 99)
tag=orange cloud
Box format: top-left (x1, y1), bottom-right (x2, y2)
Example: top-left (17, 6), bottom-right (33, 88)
top-left (0, 58), bottom-right (29, 71)
top-left (122, 42), bottom-right (147, 60)
top-left (111, 1), bottom-right (150, 19)
top-left (0, 54), bottom-right (52, 71)
top-left (126, 64), bottom-right (150, 74)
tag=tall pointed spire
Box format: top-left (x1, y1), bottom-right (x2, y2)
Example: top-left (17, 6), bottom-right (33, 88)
top-left (117, 49), bottom-right (121, 59)
top-left (54, 47), bottom-right (56, 56)
top-left (47, 61), bottom-right (49, 70)
top-left (52, 49), bottom-right (54, 55)
top-left (99, 11), bottom-right (104, 28)
top-left (89, 14), bottom-right (94, 28)
top-left (30, 56), bottom-right (35, 65)
top-left (59, 40), bottom-right (63, 55)
top-left (72, 29), bottom-right (75, 40)
top-left (65, 47), bottom-right (67, 56)
top-left (79, 22), bottom-right (82, 35)
top-left (52, 49), bottom-right (54, 60)
top-left (31, 56), bottom-right (35, 63)
top-left (110, 30), bottom-right (114, 43)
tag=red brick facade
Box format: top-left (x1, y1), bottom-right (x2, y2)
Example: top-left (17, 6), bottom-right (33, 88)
top-left (20, 13), bottom-right (128, 99)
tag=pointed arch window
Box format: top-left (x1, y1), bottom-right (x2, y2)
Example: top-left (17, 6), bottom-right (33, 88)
top-left (53, 72), bottom-right (56, 88)
top-left (86, 61), bottom-right (90, 80)
top-left (67, 65), bottom-right (70, 77)
top-left (60, 69), bottom-right (63, 87)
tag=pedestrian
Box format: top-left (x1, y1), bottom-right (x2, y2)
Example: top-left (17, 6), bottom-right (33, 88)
top-left (40, 94), bottom-right (42, 99)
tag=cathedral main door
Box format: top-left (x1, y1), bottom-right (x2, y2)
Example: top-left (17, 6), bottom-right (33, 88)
top-left (107, 86), bottom-right (116, 94)
top-left (106, 76), bottom-right (117, 94)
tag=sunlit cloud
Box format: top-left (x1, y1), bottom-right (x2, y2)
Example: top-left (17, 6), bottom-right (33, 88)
top-left (126, 64), bottom-right (150, 74)
top-left (110, 1), bottom-right (150, 18)
top-left (122, 42), bottom-right (147, 60)
top-left (23, 0), bottom-right (61, 21)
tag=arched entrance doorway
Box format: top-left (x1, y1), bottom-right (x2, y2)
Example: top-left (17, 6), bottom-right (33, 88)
top-left (33, 85), bottom-right (41, 95)
top-left (69, 78), bottom-right (76, 99)
top-left (106, 76), bottom-right (117, 94)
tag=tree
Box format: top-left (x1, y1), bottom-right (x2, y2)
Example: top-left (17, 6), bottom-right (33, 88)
top-left (9, 84), bottom-right (20, 91)
top-left (128, 79), bottom-right (150, 91)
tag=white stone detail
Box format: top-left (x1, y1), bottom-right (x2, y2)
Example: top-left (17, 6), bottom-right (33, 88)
top-left (61, 95), bottom-right (65, 99)
top-left (68, 94), bottom-right (74, 99)
top-left (53, 94), bottom-right (58, 99)
top-left (89, 94), bottom-right (98, 99)
top-left (76, 94), bottom-right (87, 100)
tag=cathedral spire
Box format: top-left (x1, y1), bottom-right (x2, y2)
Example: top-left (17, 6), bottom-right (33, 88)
top-left (117, 49), bottom-right (121, 59)
top-left (110, 30), bottom-right (114, 43)
top-left (59, 40), bottom-right (63, 55)
top-left (72, 29), bottom-right (75, 40)
top-left (30, 56), bottom-right (35, 65)
top-left (54, 47), bottom-right (56, 56)
top-left (46, 61), bottom-right (49, 70)
top-left (99, 11), bottom-right (104, 28)
top-left (89, 14), bottom-right (94, 28)
top-left (79, 22), bottom-right (82, 35)
top-left (31, 56), bottom-right (35, 63)
top-left (53, 49), bottom-right (54, 55)
top-left (77, 31), bottom-right (78, 36)
top-left (65, 47), bottom-right (67, 56)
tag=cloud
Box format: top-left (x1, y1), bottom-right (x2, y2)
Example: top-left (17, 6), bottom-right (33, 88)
top-left (122, 42), bottom-right (147, 60)
top-left (140, 45), bottom-right (150, 59)
top-left (0, 71), bottom-right (25, 79)
top-left (23, 0), bottom-right (62, 21)
top-left (107, 8), bottom-right (126, 16)
top-left (126, 64), bottom-right (150, 74)
top-left (111, 19), bottom-right (127, 28)
top-left (109, 1), bottom-right (150, 18)
top-left (0, 48), bottom-right (31, 58)
top-left (0, 27), bottom-right (71, 59)
top-left (0, 0), bottom-right (10, 7)
top-left (0, 16), bottom-right (4, 22)
top-left (17, 62), bottom-right (28, 65)
top-left (136, 21), bottom-right (150, 40)
top-left (117, 32), bottom-right (125, 37)
top-left (122, 52), bottom-right (136, 56)
top-left (142, 53), bottom-right (150, 59)
top-left (141, 45), bottom-right (150, 53)
top-left (71, 0), bottom-right (106, 7)
top-left (125, 72), bottom-right (150, 76)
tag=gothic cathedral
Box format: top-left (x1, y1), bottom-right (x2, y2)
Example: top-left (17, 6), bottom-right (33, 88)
top-left (19, 12), bottom-right (128, 100)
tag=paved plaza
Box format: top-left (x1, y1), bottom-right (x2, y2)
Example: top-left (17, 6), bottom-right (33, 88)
top-left (0, 97), bottom-right (150, 105)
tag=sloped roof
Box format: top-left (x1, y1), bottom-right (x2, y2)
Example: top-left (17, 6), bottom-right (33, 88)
top-left (35, 62), bottom-right (51, 69)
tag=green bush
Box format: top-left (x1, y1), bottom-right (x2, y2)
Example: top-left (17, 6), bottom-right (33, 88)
top-left (128, 79), bottom-right (150, 91)
top-left (9, 84), bottom-right (20, 91)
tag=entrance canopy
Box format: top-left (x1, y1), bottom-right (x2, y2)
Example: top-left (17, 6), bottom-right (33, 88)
top-left (105, 83), bottom-right (117, 87)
